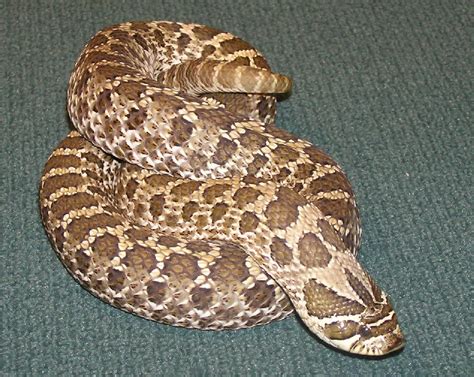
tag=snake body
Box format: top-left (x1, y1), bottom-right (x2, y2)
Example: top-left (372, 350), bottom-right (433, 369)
top-left (39, 21), bottom-right (404, 356)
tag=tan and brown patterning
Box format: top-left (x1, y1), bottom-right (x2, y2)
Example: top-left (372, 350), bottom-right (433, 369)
top-left (39, 21), bottom-right (404, 356)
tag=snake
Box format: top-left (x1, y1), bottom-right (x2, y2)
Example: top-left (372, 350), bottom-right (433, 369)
top-left (39, 21), bottom-right (404, 356)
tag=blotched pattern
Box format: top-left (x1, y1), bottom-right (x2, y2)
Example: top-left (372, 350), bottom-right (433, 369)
top-left (39, 21), bottom-right (404, 356)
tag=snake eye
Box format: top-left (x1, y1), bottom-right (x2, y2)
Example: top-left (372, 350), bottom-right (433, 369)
top-left (359, 324), bottom-right (373, 338)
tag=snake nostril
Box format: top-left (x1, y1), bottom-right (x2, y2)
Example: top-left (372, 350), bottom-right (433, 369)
top-left (365, 303), bottom-right (383, 318)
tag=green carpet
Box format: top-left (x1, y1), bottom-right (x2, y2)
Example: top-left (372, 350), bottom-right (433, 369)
top-left (2, 0), bottom-right (472, 375)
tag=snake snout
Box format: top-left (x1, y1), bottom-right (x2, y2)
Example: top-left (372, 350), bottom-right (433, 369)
top-left (355, 324), bottom-right (405, 356)
top-left (353, 305), bottom-right (405, 356)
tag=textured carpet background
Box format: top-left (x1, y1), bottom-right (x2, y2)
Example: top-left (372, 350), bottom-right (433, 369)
top-left (1, 0), bottom-right (472, 375)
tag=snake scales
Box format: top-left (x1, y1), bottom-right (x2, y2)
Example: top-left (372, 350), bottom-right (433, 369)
top-left (39, 21), bottom-right (404, 356)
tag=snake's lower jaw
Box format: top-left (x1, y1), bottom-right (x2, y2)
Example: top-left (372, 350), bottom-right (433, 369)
top-left (350, 326), bottom-right (405, 356)
top-left (323, 324), bottom-right (405, 356)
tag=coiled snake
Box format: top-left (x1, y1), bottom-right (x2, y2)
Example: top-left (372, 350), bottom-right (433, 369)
top-left (39, 21), bottom-right (404, 356)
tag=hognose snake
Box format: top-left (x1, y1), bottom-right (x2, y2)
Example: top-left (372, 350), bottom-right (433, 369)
top-left (39, 21), bottom-right (404, 356)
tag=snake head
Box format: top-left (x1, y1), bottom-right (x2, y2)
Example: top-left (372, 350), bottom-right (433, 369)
top-left (320, 288), bottom-right (405, 356)
top-left (302, 250), bottom-right (405, 356)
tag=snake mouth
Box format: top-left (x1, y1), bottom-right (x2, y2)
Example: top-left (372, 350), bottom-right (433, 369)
top-left (349, 325), bottom-right (405, 356)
